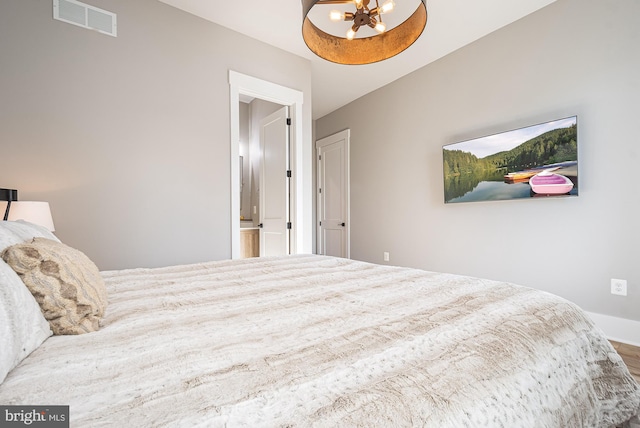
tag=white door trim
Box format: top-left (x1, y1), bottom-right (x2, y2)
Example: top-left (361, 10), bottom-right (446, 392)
top-left (229, 71), bottom-right (305, 259)
top-left (316, 129), bottom-right (350, 258)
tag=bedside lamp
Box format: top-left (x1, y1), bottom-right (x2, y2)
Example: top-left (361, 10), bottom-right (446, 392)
top-left (7, 201), bottom-right (56, 232)
top-left (1, 188), bottom-right (18, 221)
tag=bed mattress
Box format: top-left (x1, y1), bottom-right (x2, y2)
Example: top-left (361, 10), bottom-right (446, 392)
top-left (1, 255), bottom-right (638, 426)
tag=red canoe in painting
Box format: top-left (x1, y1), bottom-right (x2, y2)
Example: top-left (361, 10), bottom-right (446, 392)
top-left (529, 171), bottom-right (574, 195)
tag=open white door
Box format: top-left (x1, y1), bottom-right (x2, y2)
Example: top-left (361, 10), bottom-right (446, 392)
top-left (317, 129), bottom-right (350, 258)
top-left (259, 106), bottom-right (290, 256)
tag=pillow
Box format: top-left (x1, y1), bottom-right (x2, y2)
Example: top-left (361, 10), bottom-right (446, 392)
top-left (0, 259), bottom-right (52, 384)
top-left (0, 220), bottom-right (57, 384)
top-left (0, 220), bottom-right (60, 252)
top-left (2, 238), bottom-right (108, 335)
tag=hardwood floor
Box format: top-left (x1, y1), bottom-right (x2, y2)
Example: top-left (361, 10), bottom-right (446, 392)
top-left (610, 340), bottom-right (640, 383)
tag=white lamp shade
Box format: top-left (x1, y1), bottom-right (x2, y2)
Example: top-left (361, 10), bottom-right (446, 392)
top-left (8, 201), bottom-right (55, 232)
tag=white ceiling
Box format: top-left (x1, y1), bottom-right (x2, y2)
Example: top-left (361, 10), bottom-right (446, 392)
top-left (158, 0), bottom-right (556, 119)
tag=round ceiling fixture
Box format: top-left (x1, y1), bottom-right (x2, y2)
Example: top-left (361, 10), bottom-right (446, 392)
top-left (302, 0), bottom-right (427, 65)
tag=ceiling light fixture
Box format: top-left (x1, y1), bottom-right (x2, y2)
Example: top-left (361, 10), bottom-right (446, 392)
top-left (302, 0), bottom-right (427, 65)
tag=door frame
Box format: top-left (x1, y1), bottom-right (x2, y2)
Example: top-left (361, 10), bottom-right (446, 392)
top-left (229, 71), bottom-right (305, 259)
top-left (316, 129), bottom-right (350, 258)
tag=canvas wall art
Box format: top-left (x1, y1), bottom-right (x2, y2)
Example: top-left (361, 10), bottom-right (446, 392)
top-left (443, 116), bottom-right (578, 204)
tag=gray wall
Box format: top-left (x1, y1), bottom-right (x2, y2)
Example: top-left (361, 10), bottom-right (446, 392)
top-left (0, 0), bottom-right (311, 270)
top-left (239, 102), bottom-right (251, 221)
top-left (316, 0), bottom-right (640, 321)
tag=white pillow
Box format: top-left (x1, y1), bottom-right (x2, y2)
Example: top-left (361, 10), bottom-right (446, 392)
top-left (0, 220), bottom-right (58, 384)
top-left (0, 220), bottom-right (60, 251)
top-left (0, 259), bottom-right (52, 384)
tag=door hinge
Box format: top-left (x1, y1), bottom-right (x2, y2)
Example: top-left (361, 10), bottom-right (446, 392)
top-left (319, 188), bottom-right (322, 193)
top-left (319, 221), bottom-right (322, 226)
top-left (319, 155), bottom-right (322, 160)
top-left (286, 170), bottom-right (291, 178)
top-left (287, 222), bottom-right (292, 230)
top-left (286, 118), bottom-right (291, 126)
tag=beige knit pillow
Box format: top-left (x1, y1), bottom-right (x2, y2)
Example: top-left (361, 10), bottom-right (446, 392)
top-left (1, 238), bottom-right (108, 335)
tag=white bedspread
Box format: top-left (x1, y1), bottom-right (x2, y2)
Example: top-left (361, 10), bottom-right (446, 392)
top-left (1, 255), bottom-right (639, 427)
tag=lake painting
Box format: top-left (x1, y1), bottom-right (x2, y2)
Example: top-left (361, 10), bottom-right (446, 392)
top-left (443, 116), bottom-right (578, 204)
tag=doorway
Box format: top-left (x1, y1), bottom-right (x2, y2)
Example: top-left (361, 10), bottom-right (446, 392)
top-left (316, 129), bottom-right (350, 258)
top-left (259, 106), bottom-right (291, 256)
top-left (238, 100), bottom-right (287, 258)
top-left (229, 71), bottom-right (308, 259)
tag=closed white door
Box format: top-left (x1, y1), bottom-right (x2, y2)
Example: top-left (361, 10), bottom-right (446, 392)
top-left (317, 129), bottom-right (350, 258)
top-left (259, 106), bottom-right (290, 256)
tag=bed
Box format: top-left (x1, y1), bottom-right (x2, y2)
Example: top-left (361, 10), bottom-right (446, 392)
top-left (1, 222), bottom-right (639, 427)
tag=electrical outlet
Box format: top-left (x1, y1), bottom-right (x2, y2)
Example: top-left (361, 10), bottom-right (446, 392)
top-left (383, 252), bottom-right (390, 262)
top-left (611, 278), bottom-right (627, 296)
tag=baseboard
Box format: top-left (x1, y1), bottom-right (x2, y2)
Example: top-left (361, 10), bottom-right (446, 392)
top-left (586, 311), bottom-right (640, 347)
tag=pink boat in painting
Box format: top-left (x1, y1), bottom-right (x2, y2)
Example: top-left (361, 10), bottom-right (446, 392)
top-left (529, 170), bottom-right (574, 195)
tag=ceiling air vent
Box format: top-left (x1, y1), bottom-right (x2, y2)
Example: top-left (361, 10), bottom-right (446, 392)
top-left (53, 0), bottom-right (117, 37)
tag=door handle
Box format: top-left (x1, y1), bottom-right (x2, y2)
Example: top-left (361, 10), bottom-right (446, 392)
top-left (258, 223), bottom-right (263, 228)
top-left (340, 222), bottom-right (345, 227)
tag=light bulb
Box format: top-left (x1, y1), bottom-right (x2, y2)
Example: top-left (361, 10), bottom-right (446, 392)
top-left (375, 21), bottom-right (386, 33)
top-left (355, 0), bottom-right (364, 9)
top-left (346, 28), bottom-right (356, 40)
top-left (329, 10), bottom-right (343, 21)
top-left (380, 0), bottom-right (395, 14)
